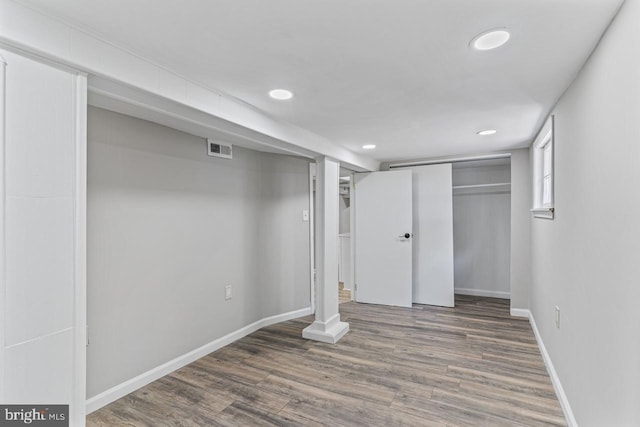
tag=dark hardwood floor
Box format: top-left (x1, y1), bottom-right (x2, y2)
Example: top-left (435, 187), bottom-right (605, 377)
top-left (87, 295), bottom-right (566, 426)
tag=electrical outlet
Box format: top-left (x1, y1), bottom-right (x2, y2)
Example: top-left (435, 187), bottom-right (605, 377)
top-left (225, 285), bottom-right (232, 300)
top-left (555, 306), bottom-right (560, 329)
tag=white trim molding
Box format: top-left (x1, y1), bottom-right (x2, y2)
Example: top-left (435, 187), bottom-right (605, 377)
top-left (514, 309), bottom-right (578, 427)
top-left (388, 152), bottom-right (511, 169)
top-left (455, 288), bottom-right (510, 299)
top-left (72, 72), bottom-right (88, 427)
top-left (531, 116), bottom-right (555, 219)
top-left (86, 306), bottom-right (312, 414)
top-left (308, 163), bottom-right (316, 314)
top-left (531, 207), bottom-right (555, 220)
top-left (302, 312), bottom-right (349, 344)
top-left (509, 308), bottom-right (530, 318)
top-left (348, 173), bottom-right (356, 301)
top-left (0, 52), bottom-right (6, 404)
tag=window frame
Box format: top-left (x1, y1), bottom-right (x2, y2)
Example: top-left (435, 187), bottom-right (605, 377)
top-left (531, 116), bottom-right (555, 219)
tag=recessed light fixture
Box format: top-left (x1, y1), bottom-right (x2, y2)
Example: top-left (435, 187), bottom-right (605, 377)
top-left (268, 89), bottom-right (293, 100)
top-left (477, 129), bottom-right (497, 136)
top-left (362, 144), bottom-right (376, 150)
top-left (471, 29), bottom-right (510, 50)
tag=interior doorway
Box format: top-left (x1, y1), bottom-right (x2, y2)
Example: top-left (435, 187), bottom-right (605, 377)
top-left (338, 168), bottom-right (354, 303)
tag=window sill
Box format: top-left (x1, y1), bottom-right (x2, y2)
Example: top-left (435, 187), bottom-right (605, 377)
top-left (531, 207), bottom-right (554, 220)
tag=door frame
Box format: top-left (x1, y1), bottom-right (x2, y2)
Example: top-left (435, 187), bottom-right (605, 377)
top-left (308, 162), bottom-right (316, 313)
top-left (0, 51), bottom-right (6, 405)
top-left (72, 71), bottom-right (88, 424)
top-left (348, 172), bottom-right (356, 301)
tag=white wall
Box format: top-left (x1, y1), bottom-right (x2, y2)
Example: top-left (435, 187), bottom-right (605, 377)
top-left (1, 48), bottom-right (86, 424)
top-left (529, 0), bottom-right (640, 425)
top-left (87, 107), bottom-right (310, 398)
top-left (510, 149), bottom-right (531, 311)
top-left (452, 161), bottom-right (511, 298)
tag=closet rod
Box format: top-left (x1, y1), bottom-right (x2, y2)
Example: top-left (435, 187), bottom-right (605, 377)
top-left (388, 153), bottom-right (511, 169)
top-left (452, 182), bottom-right (511, 190)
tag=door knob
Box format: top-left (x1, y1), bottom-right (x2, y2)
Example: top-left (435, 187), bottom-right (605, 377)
top-left (399, 233), bottom-right (412, 239)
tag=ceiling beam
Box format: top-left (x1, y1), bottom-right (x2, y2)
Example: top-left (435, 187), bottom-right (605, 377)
top-left (0, 0), bottom-right (380, 171)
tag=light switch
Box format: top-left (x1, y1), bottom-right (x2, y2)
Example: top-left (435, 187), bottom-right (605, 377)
top-left (302, 210), bottom-right (309, 222)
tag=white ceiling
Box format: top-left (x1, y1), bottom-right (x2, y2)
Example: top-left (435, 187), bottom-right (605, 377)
top-left (19, 0), bottom-right (623, 161)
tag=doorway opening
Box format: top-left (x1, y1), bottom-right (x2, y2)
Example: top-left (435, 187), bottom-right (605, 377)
top-left (338, 169), bottom-right (354, 304)
top-left (452, 158), bottom-right (512, 301)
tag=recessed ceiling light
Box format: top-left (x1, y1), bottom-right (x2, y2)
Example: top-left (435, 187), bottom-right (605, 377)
top-left (362, 144), bottom-right (376, 150)
top-left (477, 129), bottom-right (497, 136)
top-left (471, 29), bottom-right (510, 50)
top-left (268, 89), bottom-right (293, 100)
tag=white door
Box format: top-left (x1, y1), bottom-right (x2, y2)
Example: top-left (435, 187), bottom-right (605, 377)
top-left (354, 170), bottom-right (413, 307)
top-left (412, 164), bottom-right (455, 307)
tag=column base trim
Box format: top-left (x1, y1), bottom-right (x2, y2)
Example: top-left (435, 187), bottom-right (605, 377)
top-left (302, 314), bottom-right (349, 344)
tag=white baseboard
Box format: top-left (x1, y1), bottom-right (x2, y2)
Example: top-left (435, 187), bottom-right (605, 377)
top-left (454, 288), bottom-right (510, 299)
top-left (86, 306), bottom-right (312, 414)
top-left (510, 308), bottom-right (530, 318)
top-left (526, 310), bottom-right (578, 427)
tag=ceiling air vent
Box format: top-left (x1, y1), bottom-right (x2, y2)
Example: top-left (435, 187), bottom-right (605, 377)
top-left (207, 139), bottom-right (233, 159)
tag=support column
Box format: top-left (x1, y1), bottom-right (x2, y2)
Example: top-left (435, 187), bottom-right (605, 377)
top-left (302, 157), bottom-right (349, 343)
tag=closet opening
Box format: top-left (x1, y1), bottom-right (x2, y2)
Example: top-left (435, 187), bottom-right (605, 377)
top-left (452, 158), bottom-right (511, 302)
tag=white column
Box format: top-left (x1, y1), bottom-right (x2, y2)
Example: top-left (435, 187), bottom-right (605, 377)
top-left (303, 157), bottom-right (349, 343)
top-left (1, 49), bottom-right (85, 425)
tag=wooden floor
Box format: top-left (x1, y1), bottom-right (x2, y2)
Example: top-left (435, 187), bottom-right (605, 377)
top-left (87, 296), bottom-right (566, 426)
top-left (339, 288), bottom-right (352, 304)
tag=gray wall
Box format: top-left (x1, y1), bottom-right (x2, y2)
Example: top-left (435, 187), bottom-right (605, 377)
top-left (529, 0), bottom-right (640, 425)
top-left (510, 149), bottom-right (531, 311)
top-left (452, 162), bottom-right (511, 298)
top-left (87, 107), bottom-right (311, 398)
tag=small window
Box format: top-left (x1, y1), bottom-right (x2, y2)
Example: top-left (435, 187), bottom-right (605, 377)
top-left (532, 116), bottom-right (554, 219)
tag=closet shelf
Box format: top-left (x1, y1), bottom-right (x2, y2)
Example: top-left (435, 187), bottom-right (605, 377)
top-left (452, 182), bottom-right (511, 190)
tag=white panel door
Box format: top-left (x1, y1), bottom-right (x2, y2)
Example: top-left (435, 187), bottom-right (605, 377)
top-left (354, 170), bottom-right (413, 307)
top-left (412, 164), bottom-right (455, 307)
